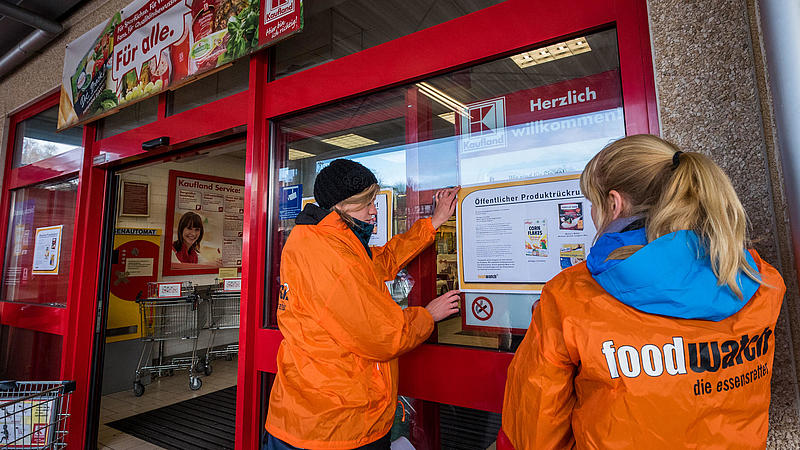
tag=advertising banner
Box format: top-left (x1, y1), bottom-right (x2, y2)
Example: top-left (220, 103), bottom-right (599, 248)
top-left (107, 228), bottom-right (161, 343)
top-left (58, 0), bottom-right (303, 130)
top-left (164, 170), bottom-right (244, 276)
top-left (457, 175), bottom-right (596, 292)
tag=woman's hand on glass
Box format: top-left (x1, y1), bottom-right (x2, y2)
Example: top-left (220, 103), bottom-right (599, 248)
top-left (425, 290), bottom-right (461, 322)
top-left (431, 186), bottom-right (460, 229)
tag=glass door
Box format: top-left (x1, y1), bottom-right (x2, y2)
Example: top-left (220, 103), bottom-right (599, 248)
top-left (91, 140), bottom-right (247, 449)
top-left (266, 28), bottom-right (626, 448)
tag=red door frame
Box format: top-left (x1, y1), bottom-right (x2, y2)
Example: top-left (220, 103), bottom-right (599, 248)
top-left (0, 89), bottom-right (84, 336)
top-left (64, 85), bottom-right (253, 447)
top-left (0, 74), bottom-right (253, 447)
top-left (0, 90), bottom-right (94, 445)
top-left (0, 0), bottom-right (657, 448)
top-left (248, 0), bottom-right (657, 446)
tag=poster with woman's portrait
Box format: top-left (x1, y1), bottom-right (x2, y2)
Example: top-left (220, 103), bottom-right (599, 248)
top-left (163, 170), bottom-right (245, 276)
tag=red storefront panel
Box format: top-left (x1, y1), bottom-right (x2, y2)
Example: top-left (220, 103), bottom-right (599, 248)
top-left (0, 0), bottom-right (658, 448)
top-left (251, 1), bottom-right (657, 436)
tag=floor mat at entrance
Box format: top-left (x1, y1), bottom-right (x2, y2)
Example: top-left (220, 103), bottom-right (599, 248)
top-left (107, 385), bottom-right (237, 450)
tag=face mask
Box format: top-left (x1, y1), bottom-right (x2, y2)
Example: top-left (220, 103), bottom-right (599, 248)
top-left (349, 217), bottom-right (375, 256)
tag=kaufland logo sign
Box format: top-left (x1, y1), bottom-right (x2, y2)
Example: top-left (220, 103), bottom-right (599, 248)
top-left (460, 97), bottom-right (507, 154)
top-left (266, 0), bottom-right (295, 21)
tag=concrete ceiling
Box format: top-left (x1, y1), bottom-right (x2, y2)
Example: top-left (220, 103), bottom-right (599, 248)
top-left (0, 0), bottom-right (86, 80)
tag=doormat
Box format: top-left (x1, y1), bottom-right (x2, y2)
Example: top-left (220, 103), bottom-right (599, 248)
top-left (107, 385), bottom-right (236, 450)
top-left (440, 403), bottom-right (501, 450)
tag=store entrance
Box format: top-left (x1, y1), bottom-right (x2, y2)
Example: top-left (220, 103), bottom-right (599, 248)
top-left (92, 139), bottom-right (246, 449)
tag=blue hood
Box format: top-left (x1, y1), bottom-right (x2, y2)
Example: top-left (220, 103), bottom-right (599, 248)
top-left (586, 228), bottom-right (761, 321)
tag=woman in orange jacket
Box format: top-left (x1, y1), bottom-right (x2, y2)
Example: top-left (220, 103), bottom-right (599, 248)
top-left (500, 134), bottom-right (785, 449)
top-left (265, 159), bottom-right (461, 450)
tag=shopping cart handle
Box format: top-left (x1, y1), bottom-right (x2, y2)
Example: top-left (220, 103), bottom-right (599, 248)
top-left (0, 380), bottom-right (18, 391)
top-left (63, 380), bottom-right (77, 394)
top-left (136, 294), bottom-right (199, 303)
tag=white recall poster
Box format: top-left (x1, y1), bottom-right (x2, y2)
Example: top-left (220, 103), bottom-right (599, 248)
top-left (458, 176), bottom-right (596, 291)
top-left (32, 225), bottom-right (63, 275)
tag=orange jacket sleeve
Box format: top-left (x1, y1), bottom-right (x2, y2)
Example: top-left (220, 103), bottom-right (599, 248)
top-left (502, 285), bottom-right (577, 449)
top-left (371, 218), bottom-right (437, 281)
top-left (317, 261), bottom-right (434, 362)
top-left (282, 235), bottom-right (434, 362)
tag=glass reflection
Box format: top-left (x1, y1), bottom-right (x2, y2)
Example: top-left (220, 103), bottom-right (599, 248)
top-left (271, 0), bottom-right (506, 79)
top-left (13, 106), bottom-right (83, 168)
top-left (269, 28), bottom-right (623, 352)
top-left (1, 178), bottom-right (79, 307)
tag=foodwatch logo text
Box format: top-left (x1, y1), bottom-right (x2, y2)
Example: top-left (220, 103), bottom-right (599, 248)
top-left (601, 327), bottom-right (773, 379)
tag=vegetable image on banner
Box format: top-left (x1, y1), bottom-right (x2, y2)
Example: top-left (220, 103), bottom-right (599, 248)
top-left (58, 0), bottom-right (304, 130)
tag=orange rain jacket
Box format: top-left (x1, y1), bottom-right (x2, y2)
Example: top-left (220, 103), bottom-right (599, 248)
top-left (501, 229), bottom-right (785, 449)
top-left (266, 210), bottom-right (437, 449)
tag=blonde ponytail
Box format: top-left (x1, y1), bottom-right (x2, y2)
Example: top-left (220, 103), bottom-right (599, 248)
top-left (580, 134), bottom-right (761, 298)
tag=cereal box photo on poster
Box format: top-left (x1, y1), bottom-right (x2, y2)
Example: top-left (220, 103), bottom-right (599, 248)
top-left (558, 202), bottom-right (584, 231)
top-left (525, 218), bottom-right (548, 258)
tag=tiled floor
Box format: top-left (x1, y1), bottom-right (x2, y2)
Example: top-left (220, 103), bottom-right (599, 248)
top-left (97, 358), bottom-right (238, 450)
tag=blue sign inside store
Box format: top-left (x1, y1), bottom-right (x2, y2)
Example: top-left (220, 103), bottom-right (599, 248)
top-left (279, 184), bottom-right (303, 220)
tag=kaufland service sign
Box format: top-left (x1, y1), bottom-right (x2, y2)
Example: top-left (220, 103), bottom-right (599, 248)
top-left (58, 0), bottom-right (303, 130)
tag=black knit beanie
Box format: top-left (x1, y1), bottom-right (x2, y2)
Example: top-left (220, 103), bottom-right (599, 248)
top-left (314, 159), bottom-right (378, 209)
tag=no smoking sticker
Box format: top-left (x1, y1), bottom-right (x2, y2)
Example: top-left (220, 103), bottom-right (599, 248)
top-left (463, 292), bottom-right (540, 332)
top-left (471, 296), bottom-right (493, 321)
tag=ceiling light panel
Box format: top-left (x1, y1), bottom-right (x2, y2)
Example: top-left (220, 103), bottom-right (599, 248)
top-left (566, 37), bottom-right (591, 55)
top-left (320, 133), bottom-right (379, 149)
top-left (438, 112), bottom-right (456, 124)
top-left (288, 148), bottom-right (315, 160)
top-left (510, 36), bottom-right (592, 68)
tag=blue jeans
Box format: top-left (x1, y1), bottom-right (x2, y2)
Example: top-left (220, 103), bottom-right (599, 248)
top-left (263, 432), bottom-right (304, 450)
top-left (262, 431), bottom-right (391, 450)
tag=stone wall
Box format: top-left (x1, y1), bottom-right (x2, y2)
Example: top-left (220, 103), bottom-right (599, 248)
top-left (646, 0), bottom-right (800, 445)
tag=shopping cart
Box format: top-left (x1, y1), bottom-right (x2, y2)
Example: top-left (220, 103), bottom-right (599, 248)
top-left (133, 282), bottom-right (203, 396)
top-left (196, 281), bottom-right (240, 376)
top-left (0, 380), bottom-right (75, 449)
